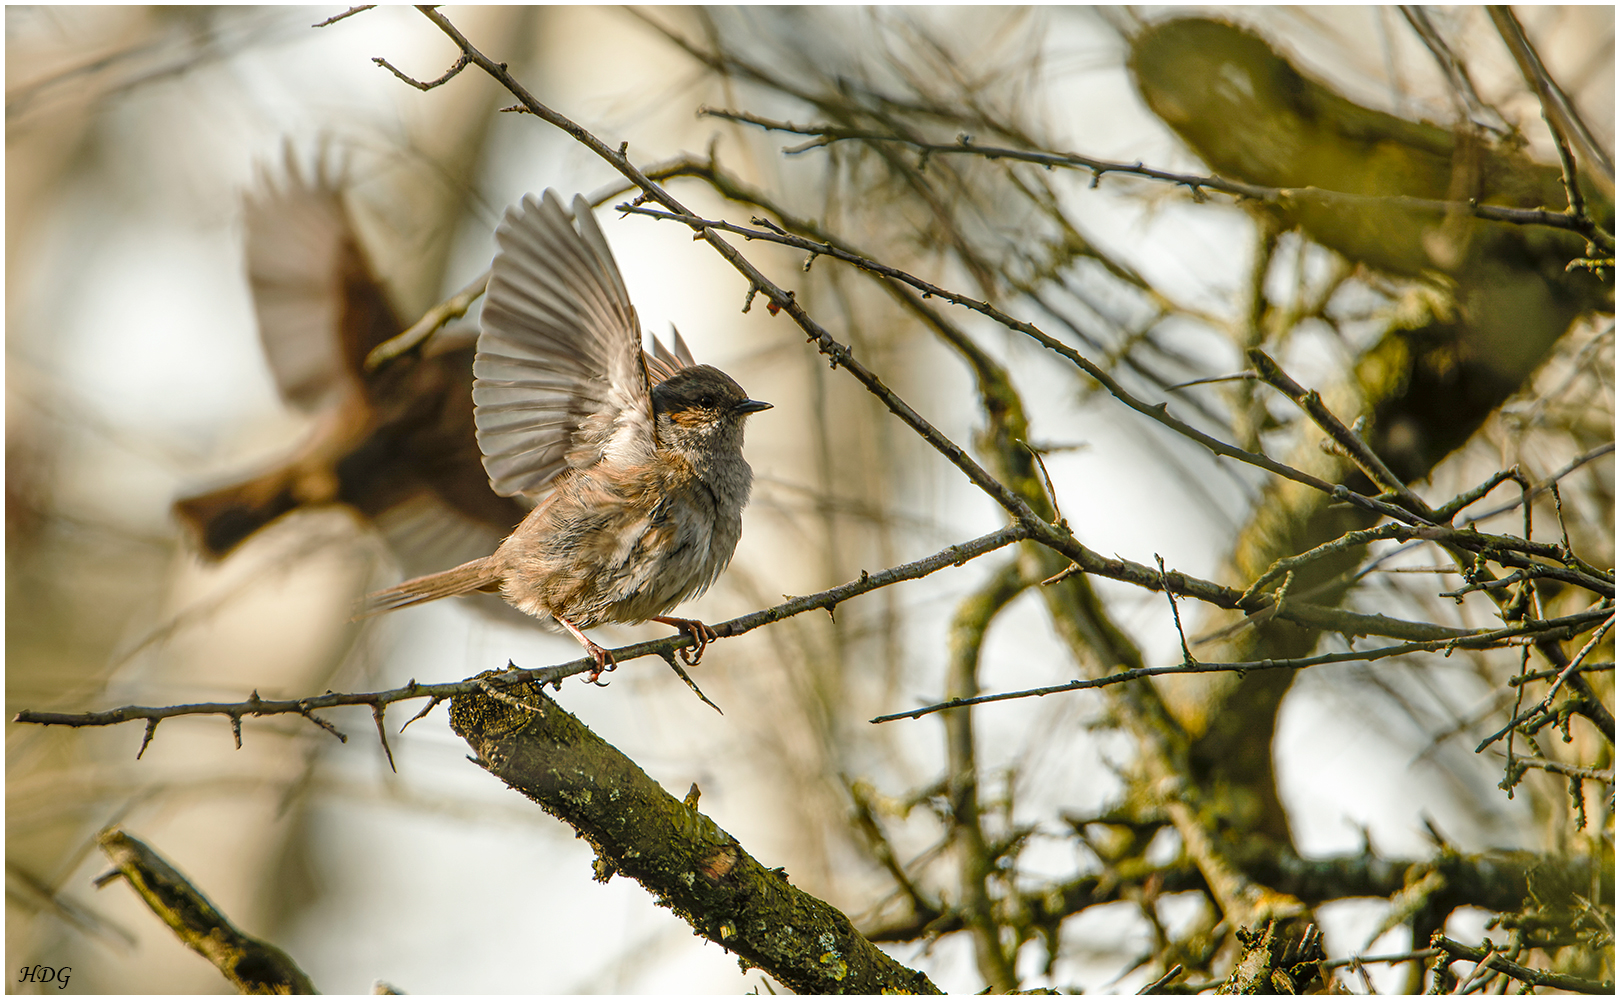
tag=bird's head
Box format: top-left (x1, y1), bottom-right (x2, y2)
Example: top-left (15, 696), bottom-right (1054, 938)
top-left (651, 365), bottom-right (771, 461)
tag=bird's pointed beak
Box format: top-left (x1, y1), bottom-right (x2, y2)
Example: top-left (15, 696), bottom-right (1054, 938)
top-left (734, 399), bottom-right (773, 414)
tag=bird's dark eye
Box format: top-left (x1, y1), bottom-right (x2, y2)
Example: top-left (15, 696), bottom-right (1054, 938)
top-left (699, 394), bottom-right (717, 408)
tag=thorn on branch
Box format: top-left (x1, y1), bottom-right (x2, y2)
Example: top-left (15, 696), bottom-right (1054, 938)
top-left (1157, 555), bottom-right (1196, 667)
top-left (299, 707), bottom-right (347, 743)
top-left (372, 54), bottom-right (471, 91)
top-left (371, 704), bottom-right (396, 773)
top-left (498, 104), bottom-right (533, 115)
top-left (658, 651), bottom-right (723, 715)
top-left (1041, 563), bottom-right (1081, 586)
top-left (137, 719), bottom-right (159, 760)
top-left (1021, 439), bottom-right (1066, 528)
top-left (401, 696), bottom-right (442, 732)
top-left (230, 713), bottom-right (242, 750)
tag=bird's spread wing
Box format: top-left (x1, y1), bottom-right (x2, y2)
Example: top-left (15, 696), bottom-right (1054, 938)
top-left (244, 149), bottom-right (398, 412)
top-left (474, 191), bottom-right (655, 498)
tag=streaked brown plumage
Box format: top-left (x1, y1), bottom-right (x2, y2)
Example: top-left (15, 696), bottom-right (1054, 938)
top-left (362, 191), bottom-right (769, 679)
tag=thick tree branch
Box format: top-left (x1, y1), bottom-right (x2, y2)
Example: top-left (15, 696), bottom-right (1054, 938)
top-left (448, 677), bottom-right (940, 994)
top-left (95, 828), bottom-right (317, 994)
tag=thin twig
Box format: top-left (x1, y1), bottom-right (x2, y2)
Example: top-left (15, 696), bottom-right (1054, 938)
top-left (1541, 613), bottom-right (1616, 706)
top-left (371, 53), bottom-right (470, 92)
top-left (1321, 947), bottom-right (1442, 970)
top-left (1457, 443), bottom-right (1614, 525)
top-left (1247, 348), bottom-right (1433, 518)
top-left (700, 107), bottom-right (1613, 247)
top-left (616, 202), bottom-right (1613, 595)
top-left (1475, 610), bottom-right (1618, 752)
top-left (872, 608), bottom-right (1611, 723)
top-left (1157, 555), bottom-right (1194, 666)
top-left (1495, 754), bottom-right (1613, 783)
top-left (312, 5), bottom-right (374, 28)
top-left (1486, 6), bottom-right (1615, 186)
top-left (363, 268), bottom-right (490, 371)
top-left (613, 202), bottom-right (1426, 529)
top-left (1431, 933), bottom-right (1613, 994)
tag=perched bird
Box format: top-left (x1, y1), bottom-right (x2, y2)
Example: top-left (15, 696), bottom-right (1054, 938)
top-left (363, 191), bottom-right (771, 680)
top-left (173, 158), bottom-right (528, 579)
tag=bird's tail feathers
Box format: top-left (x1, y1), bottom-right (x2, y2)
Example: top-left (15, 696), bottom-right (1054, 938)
top-left (355, 557), bottom-right (501, 619)
top-left (174, 469), bottom-right (304, 560)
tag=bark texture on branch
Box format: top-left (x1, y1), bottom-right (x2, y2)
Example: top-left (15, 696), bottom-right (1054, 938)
top-left (448, 675), bottom-right (940, 995)
top-left (95, 828), bottom-right (317, 995)
top-left (1215, 919), bottom-right (1326, 995)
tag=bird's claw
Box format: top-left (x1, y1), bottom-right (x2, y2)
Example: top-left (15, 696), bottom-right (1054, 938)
top-left (584, 647), bottom-right (617, 686)
top-left (654, 616), bottom-right (719, 665)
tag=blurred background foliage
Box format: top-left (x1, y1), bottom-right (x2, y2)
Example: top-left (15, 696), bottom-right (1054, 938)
top-left (6, 5), bottom-right (1613, 993)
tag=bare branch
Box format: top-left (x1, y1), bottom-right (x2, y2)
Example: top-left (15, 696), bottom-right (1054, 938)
top-left (700, 107), bottom-right (1614, 249)
top-left (14, 525), bottom-right (1030, 737)
top-left (1475, 608), bottom-right (1617, 754)
top-left (613, 201), bottom-right (1609, 595)
top-left (312, 5), bottom-right (374, 28)
top-left (1431, 932), bottom-right (1613, 995)
top-left (410, 8), bottom-right (1043, 532)
top-left (1499, 755), bottom-right (1614, 784)
top-left (1486, 6), bottom-right (1615, 187)
top-left (1247, 347), bottom-right (1434, 518)
top-left (1456, 444), bottom-right (1614, 526)
top-left (371, 53), bottom-right (470, 92)
top-left (873, 608), bottom-right (1612, 723)
top-left (613, 202), bottom-right (1426, 529)
top-left (363, 268), bottom-right (489, 371)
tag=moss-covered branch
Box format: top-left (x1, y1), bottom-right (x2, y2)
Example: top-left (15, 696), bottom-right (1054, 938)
top-left (94, 828), bottom-right (317, 994)
top-left (447, 677), bottom-right (940, 994)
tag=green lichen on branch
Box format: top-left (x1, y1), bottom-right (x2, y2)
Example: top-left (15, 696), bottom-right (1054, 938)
top-left (95, 828), bottom-right (316, 995)
top-left (448, 675), bottom-right (939, 994)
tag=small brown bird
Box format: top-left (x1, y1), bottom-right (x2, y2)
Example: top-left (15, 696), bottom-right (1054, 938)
top-left (363, 191), bottom-right (770, 680)
top-left (173, 158), bottom-right (528, 577)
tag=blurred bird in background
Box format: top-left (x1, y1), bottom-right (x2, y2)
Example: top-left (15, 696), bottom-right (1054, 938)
top-left (172, 156), bottom-right (529, 582)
